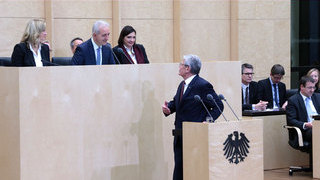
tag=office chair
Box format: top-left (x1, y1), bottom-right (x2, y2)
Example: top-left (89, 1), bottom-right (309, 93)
top-left (0, 57), bottom-right (12, 66)
top-left (284, 125), bottom-right (312, 176)
top-left (51, 57), bottom-right (72, 66)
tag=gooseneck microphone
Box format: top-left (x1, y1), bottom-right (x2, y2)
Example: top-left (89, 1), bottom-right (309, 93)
top-left (207, 94), bottom-right (228, 122)
top-left (194, 95), bottom-right (214, 123)
top-left (117, 48), bottom-right (133, 64)
top-left (218, 94), bottom-right (240, 121)
top-left (107, 43), bottom-right (120, 64)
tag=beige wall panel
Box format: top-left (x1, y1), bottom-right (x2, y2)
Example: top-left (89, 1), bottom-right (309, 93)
top-left (181, 0), bottom-right (230, 19)
top-left (237, 0), bottom-right (290, 20)
top-left (52, 0), bottom-right (112, 18)
top-left (120, 0), bottom-right (173, 19)
top-left (181, 20), bottom-right (230, 61)
top-left (53, 19), bottom-right (113, 57)
top-left (273, 0), bottom-right (290, 19)
top-left (0, 19), bottom-right (31, 56)
top-left (0, 68), bottom-right (20, 180)
top-left (238, 19), bottom-right (290, 86)
top-left (0, 0), bottom-right (44, 18)
top-left (121, 20), bottom-right (173, 63)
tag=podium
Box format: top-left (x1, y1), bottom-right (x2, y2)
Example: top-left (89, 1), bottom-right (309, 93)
top-left (0, 62), bottom-right (241, 180)
top-left (313, 117), bottom-right (320, 178)
top-left (183, 119), bottom-right (263, 180)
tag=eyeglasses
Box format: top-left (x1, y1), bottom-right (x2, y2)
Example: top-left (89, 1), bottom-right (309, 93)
top-left (306, 86), bottom-right (316, 90)
top-left (242, 73), bottom-right (254, 76)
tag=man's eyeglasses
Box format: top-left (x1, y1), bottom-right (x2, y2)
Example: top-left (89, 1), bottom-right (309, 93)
top-left (242, 73), bottom-right (254, 76)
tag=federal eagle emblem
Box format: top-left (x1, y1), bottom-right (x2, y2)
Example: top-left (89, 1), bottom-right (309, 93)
top-left (223, 131), bottom-right (250, 164)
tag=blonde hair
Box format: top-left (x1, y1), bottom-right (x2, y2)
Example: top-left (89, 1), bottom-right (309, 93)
top-left (21, 19), bottom-right (46, 46)
top-left (307, 68), bottom-right (320, 88)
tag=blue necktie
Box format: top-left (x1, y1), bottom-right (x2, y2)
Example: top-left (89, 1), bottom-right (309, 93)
top-left (273, 84), bottom-right (279, 107)
top-left (305, 97), bottom-right (313, 122)
top-left (96, 47), bottom-right (101, 65)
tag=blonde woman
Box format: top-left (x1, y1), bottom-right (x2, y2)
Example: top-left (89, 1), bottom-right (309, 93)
top-left (11, 19), bottom-right (50, 67)
top-left (307, 68), bottom-right (320, 93)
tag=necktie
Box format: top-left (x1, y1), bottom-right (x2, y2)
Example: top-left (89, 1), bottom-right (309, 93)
top-left (245, 87), bottom-right (249, 104)
top-left (305, 97), bottom-right (313, 122)
top-left (179, 81), bottom-right (185, 102)
top-left (273, 84), bottom-right (279, 107)
top-left (96, 47), bottom-right (101, 65)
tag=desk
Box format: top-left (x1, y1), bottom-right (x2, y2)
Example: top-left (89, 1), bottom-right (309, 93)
top-left (313, 119), bottom-right (320, 178)
top-left (243, 110), bottom-right (308, 170)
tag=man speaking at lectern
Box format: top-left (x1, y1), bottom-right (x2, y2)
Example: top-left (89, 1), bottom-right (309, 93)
top-left (162, 54), bottom-right (224, 180)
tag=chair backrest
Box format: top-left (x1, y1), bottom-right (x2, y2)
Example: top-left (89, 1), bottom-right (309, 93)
top-left (0, 57), bottom-right (12, 66)
top-left (286, 89), bottom-right (298, 98)
top-left (52, 57), bottom-right (72, 66)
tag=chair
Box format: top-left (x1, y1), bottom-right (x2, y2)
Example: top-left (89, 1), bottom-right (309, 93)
top-left (51, 57), bottom-right (72, 66)
top-left (286, 89), bottom-right (298, 99)
top-left (284, 125), bottom-right (312, 176)
top-left (0, 57), bottom-right (12, 66)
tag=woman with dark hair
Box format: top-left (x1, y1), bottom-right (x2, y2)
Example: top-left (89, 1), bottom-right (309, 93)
top-left (113, 25), bottom-right (149, 64)
top-left (11, 19), bottom-right (50, 67)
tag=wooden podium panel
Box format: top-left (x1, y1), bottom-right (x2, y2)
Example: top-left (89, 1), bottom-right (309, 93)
top-left (183, 120), bottom-right (263, 180)
top-left (243, 115), bottom-right (308, 169)
top-left (0, 61), bottom-right (240, 180)
top-left (313, 120), bottom-right (320, 178)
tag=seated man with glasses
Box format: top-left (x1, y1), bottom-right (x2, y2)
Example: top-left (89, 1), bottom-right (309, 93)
top-left (258, 64), bottom-right (287, 109)
top-left (286, 75), bottom-right (320, 146)
top-left (241, 63), bottom-right (268, 111)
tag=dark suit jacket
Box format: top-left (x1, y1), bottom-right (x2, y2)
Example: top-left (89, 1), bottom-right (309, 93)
top-left (11, 42), bottom-right (50, 67)
top-left (286, 93), bottom-right (320, 146)
top-left (167, 75), bottom-right (224, 129)
top-left (112, 44), bottom-right (149, 64)
top-left (257, 78), bottom-right (287, 109)
top-left (242, 81), bottom-right (259, 111)
top-left (71, 39), bottom-right (115, 65)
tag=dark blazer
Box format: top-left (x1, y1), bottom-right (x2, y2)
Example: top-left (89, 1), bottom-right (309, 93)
top-left (257, 78), bottom-right (287, 109)
top-left (71, 39), bottom-right (115, 65)
top-left (167, 75), bottom-right (224, 129)
top-left (11, 42), bottom-right (50, 67)
top-left (166, 75), bottom-right (223, 180)
top-left (112, 44), bottom-right (149, 64)
top-left (286, 93), bottom-right (320, 146)
top-left (242, 81), bottom-right (259, 111)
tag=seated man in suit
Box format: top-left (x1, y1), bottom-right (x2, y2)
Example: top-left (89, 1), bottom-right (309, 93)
top-left (286, 75), bottom-right (320, 146)
top-left (71, 20), bottom-right (115, 65)
top-left (258, 64), bottom-right (287, 109)
top-left (241, 63), bottom-right (268, 111)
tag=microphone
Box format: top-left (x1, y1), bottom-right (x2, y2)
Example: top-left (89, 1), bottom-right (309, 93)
top-left (194, 95), bottom-right (214, 123)
top-left (107, 43), bottom-right (120, 64)
top-left (117, 48), bottom-right (133, 64)
top-left (41, 59), bottom-right (61, 66)
top-left (218, 94), bottom-right (240, 121)
top-left (207, 94), bottom-right (228, 122)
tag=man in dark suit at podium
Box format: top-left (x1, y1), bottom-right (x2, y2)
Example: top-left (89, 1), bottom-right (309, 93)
top-left (287, 76), bottom-right (320, 145)
top-left (71, 20), bottom-right (115, 65)
top-left (257, 64), bottom-right (287, 109)
top-left (162, 54), bottom-right (223, 180)
top-left (241, 63), bottom-right (267, 111)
